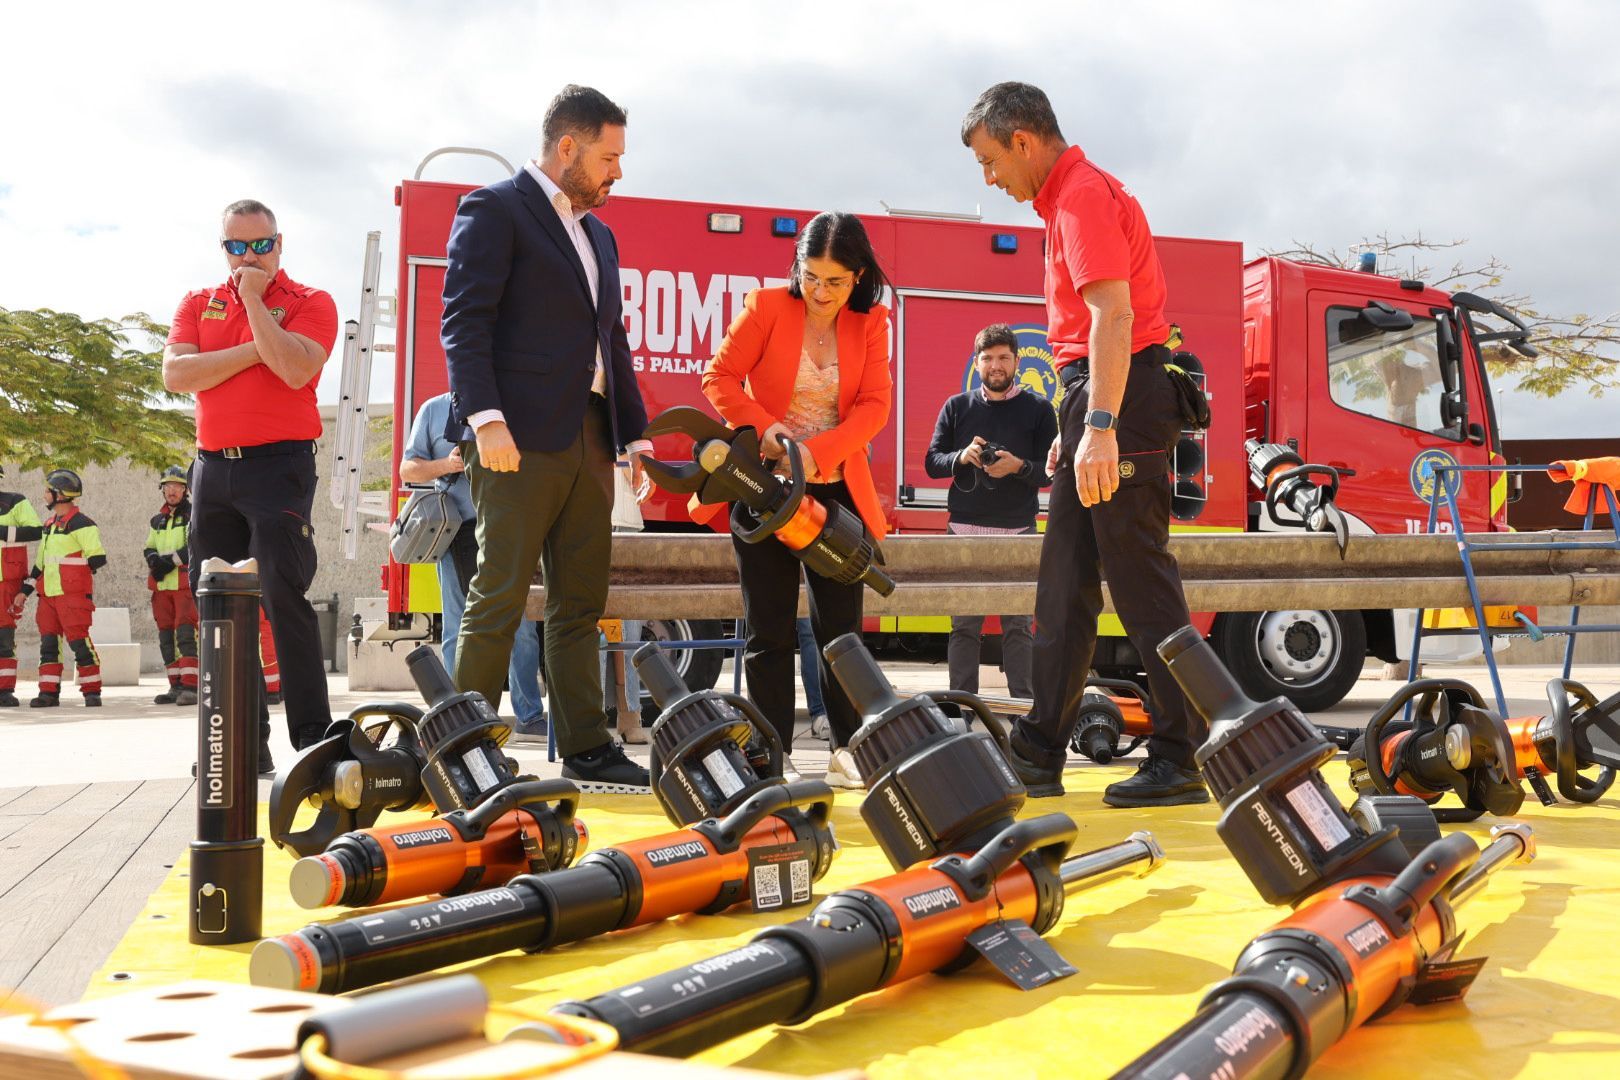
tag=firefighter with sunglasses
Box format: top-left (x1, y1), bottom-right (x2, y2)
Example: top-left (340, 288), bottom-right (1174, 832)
top-left (162, 199), bottom-right (339, 772)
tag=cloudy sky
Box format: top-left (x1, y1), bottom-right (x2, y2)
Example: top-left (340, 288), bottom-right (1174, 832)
top-left (3, 0), bottom-right (1615, 439)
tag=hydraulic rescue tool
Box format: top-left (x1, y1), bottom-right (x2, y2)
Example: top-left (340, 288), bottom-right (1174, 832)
top-left (640, 406), bottom-right (895, 596)
top-left (1113, 626), bottom-right (1537, 1080)
top-left (1246, 439), bottom-right (1351, 556)
top-left (269, 644), bottom-right (527, 857)
top-left (636, 642), bottom-right (786, 824)
top-left (1069, 677), bottom-right (1156, 765)
top-left (282, 646), bottom-right (586, 909)
top-left (190, 557), bottom-right (266, 946)
top-left (251, 778), bottom-right (837, 993)
top-left (1348, 676), bottom-right (1620, 820)
top-left (552, 634), bottom-right (1164, 1057)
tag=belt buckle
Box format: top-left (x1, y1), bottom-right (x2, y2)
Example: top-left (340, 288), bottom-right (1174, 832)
top-left (223, 447), bottom-right (243, 460)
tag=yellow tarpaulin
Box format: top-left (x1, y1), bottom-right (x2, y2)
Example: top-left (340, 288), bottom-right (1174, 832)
top-left (89, 761), bottom-right (1620, 1078)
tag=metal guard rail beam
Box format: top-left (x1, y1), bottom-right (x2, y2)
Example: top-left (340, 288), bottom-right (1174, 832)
top-left (524, 530), bottom-right (1620, 620)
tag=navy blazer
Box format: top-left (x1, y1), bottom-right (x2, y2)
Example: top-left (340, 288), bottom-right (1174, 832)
top-left (441, 168), bottom-right (648, 453)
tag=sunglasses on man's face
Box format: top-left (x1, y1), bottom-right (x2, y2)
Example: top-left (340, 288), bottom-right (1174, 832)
top-left (220, 236), bottom-right (277, 256)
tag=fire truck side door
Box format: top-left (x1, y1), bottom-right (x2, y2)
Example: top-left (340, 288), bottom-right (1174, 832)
top-left (1303, 290), bottom-right (1492, 535)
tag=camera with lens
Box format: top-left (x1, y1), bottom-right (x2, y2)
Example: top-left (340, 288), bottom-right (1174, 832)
top-left (978, 442), bottom-right (1008, 467)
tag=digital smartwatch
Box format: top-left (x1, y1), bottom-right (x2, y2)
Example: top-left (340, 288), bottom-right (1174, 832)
top-left (1084, 409), bottom-right (1118, 432)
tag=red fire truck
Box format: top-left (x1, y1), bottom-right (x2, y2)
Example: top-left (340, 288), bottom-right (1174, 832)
top-left (350, 150), bottom-right (1528, 711)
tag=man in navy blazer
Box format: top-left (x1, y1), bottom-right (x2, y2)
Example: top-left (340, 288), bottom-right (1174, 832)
top-left (443, 84), bottom-right (652, 792)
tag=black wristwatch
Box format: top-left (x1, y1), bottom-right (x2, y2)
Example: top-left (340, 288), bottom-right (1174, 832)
top-left (1084, 409), bottom-right (1118, 432)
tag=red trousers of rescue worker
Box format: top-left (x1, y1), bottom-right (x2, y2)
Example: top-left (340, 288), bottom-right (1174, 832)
top-left (37, 592), bottom-right (100, 698)
top-left (152, 587), bottom-right (199, 691)
top-left (0, 552), bottom-right (25, 693)
top-left (259, 606), bottom-right (281, 698)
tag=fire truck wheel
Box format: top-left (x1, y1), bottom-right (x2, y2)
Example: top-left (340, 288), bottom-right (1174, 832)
top-left (1211, 608), bottom-right (1366, 714)
top-left (637, 618), bottom-right (727, 712)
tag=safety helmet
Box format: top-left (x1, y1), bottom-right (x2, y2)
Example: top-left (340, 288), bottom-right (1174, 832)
top-left (45, 468), bottom-right (83, 500)
top-left (158, 464), bottom-right (189, 489)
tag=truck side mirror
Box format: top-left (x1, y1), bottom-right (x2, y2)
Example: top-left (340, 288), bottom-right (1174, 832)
top-left (1360, 300), bottom-right (1415, 332)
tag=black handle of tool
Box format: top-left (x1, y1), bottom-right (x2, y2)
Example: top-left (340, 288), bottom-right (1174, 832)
top-left (931, 813), bottom-right (1077, 902)
top-left (456, 778), bottom-right (580, 841)
top-left (1544, 678), bottom-right (1615, 803)
top-left (1113, 990), bottom-right (1301, 1080)
top-left (1362, 678), bottom-right (1487, 796)
top-left (929, 690), bottom-right (1013, 760)
top-left (696, 778), bottom-right (834, 852)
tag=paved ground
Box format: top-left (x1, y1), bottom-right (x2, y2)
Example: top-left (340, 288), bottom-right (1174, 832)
top-left (2, 657), bottom-right (1616, 1008)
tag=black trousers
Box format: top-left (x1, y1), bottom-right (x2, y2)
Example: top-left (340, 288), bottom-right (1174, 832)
top-left (731, 480), bottom-right (864, 751)
top-left (190, 443), bottom-right (330, 747)
top-left (1023, 346), bottom-right (1207, 769)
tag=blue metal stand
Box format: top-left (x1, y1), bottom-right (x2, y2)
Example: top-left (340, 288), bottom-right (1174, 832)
top-left (1408, 462), bottom-right (1620, 715)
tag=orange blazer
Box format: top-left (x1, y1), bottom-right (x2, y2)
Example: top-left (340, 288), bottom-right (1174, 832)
top-left (699, 287), bottom-right (893, 540)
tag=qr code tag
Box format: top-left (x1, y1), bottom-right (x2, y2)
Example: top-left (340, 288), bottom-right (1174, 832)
top-left (747, 840), bottom-right (818, 913)
top-left (753, 863), bottom-right (783, 910)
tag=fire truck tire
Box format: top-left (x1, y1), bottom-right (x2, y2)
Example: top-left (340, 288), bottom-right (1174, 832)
top-left (1210, 609), bottom-right (1366, 714)
top-left (638, 619), bottom-right (728, 710)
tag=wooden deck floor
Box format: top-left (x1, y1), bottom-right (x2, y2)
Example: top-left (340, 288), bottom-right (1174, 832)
top-left (0, 780), bottom-right (193, 1009)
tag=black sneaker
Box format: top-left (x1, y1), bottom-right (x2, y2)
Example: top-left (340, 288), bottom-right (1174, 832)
top-left (154, 686), bottom-right (180, 704)
top-left (83, 693), bottom-right (102, 707)
top-left (258, 743), bottom-right (277, 778)
top-left (0, 691), bottom-right (18, 708)
top-left (509, 715), bottom-right (549, 745)
top-left (176, 688), bottom-right (198, 706)
top-left (29, 692), bottom-right (59, 708)
top-left (562, 740), bottom-right (650, 794)
top-left (1007, 725), bottom-right (1065, 799)
top-left (1101, 757), bottom-right (1211, 808)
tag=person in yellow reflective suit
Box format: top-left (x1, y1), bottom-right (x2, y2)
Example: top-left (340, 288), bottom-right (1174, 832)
top-left (145, 465), bottom-right (199, 706)
top-left (8, 470), bottom-right (107, 707)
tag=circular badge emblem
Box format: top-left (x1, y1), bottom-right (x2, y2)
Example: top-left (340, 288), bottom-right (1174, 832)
top-left (1409, 448), bottom-right (1461, 504)
top-left (964, 323), bottom-right (1059, 403)
top-left (1119, 460), bottom-right (1136, 479)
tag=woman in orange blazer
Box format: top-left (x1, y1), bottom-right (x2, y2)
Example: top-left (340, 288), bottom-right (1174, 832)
top-left (700, 211), bottom-right (892, 789)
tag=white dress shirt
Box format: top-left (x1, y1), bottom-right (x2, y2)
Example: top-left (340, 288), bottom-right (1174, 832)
top-left (467, 162), bottom-right (650, 456)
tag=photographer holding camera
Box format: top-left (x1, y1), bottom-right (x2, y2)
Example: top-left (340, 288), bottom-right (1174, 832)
top-left (925, 323), bottom-right (1057, 698)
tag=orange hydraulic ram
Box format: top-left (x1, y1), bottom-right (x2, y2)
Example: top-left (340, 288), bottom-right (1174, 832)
top-left (552, 826), bottom-right (1162, 1057)
top-left (251, 780), bottom-right (835, 994)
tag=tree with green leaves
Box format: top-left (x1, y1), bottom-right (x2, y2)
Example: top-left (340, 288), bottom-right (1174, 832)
top-left (1267, 234), bottom-right (1620, 398)
top-left (0, 308), bottom-right (195, 471)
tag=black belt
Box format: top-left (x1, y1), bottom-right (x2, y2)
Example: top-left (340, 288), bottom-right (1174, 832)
top-left (1058, 343), bottom-right (1172, 388)
top-left (199, 439), bottom-right (317, 460)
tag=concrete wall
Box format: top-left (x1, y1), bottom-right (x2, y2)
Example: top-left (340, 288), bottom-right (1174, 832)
top-left (3, 404), bottom-right (393, 678)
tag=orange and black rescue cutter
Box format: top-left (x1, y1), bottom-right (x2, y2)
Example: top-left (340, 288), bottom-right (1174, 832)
top-left (551, 634), bottom-right (1163, 1056)
top-left (1112, 627), bottom-right (1536, 1080)
top-left (640, 406), bottom-right (894, 596)
top-left (1348, 676), bottom-right (1620, 820)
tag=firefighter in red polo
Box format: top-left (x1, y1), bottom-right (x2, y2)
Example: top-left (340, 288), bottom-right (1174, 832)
top-left (162, 198), bottom-right (339, 772)
top-left (8, 470), bottom-right (107, 707)
top-left (1, 467), bottom-right (46, 707)
top-left (145, 465), bottom-right (199, 706)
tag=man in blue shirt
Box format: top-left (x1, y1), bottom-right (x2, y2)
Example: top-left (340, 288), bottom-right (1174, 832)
top-left (401, 393), bottom-right (546, 738)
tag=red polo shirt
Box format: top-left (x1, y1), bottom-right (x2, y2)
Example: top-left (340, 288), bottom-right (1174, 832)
top-left (167, 271), bottom-right (338, 450)
top-left (1032, 146), bottom-right (1170, 367)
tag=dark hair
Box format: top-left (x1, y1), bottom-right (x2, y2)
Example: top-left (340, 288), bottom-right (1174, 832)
top-left (974, 323), bottom-right (1018, 357)
top-left (785, 212), bottom-right (890, 314)
top-left (960, 82), bottom-right (1064, 148)
top-left (221, 198), bottom-right (277, 233)
top-left (542, 84), bottom-right (628, 153)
